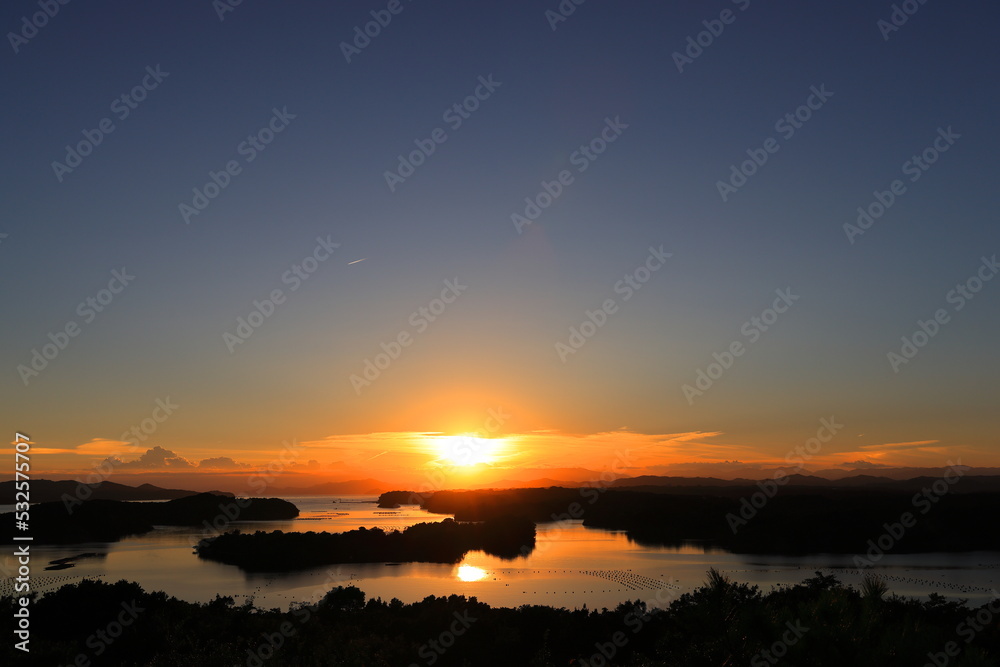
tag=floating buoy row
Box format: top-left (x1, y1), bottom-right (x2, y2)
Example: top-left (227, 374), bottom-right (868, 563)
top-left (725, 568), bottom-right (784, 574)
top-left (0, 572), bottom-right (105, 597)
top-left (467, 568), bottom-right (681, 596)
top-left (583, 569), bottom-right (678, 592)
top-left (837, 569), bottom-right (997, 595)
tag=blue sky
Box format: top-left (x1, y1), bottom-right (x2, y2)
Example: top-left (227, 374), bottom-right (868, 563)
top-left (2, 0), bottom-right (998, 481)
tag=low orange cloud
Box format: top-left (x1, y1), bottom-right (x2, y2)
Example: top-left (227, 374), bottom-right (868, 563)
top-left (23, 430), bottom-right (995, 487)
top-left (30, 438), bottom-right (136, 457)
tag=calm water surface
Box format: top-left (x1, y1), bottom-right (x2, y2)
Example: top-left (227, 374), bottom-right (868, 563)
top-left (3, 496), bottom-right (997, 610)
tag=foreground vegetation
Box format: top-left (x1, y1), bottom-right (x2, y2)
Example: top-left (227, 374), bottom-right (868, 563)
top-left (2, 570), bottom-right (997, 666)
top-left (196, 516), bottom-right (536, 571)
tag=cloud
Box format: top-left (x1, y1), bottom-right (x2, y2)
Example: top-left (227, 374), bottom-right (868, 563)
top-left (497, 430), bottom-right (741, 471)
top-left (288, 459), bottom-right (321, 471)
top-left (102, 446), bottom-right (195, 470)
top-left (32, 438), bottom-right (135, 457)
top-left (45, 431), bottom-right (979, 485)
top-left (197, 456), bottom-right (249, 470)
top-left (297, 429), bottom-right (764, 477)
top-left (856, 440), bottom-right (941, 452)
top-left (99, 448), bottom-right (254, 471)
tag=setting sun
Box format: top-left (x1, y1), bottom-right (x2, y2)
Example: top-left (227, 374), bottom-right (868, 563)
top-left (434, 434), bottom-right (504, 467)
top-left (456, 565), bottom-right (488, 582)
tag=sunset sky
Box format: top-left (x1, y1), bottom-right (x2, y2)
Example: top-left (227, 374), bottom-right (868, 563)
top-left (3, 0), bottom-right (998, 490)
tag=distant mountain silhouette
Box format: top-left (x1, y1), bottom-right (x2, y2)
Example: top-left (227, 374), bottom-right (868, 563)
top-left (811, 466), bottom-right (1000, 480)
top-left (608, 473), bottom-right (1000, 493)
top-left (0, 493), bottom-right (297, 544)
top-left (398, 486), bottom-right (1000, 555)
top-left (0, 479), bottom-right (233, 504)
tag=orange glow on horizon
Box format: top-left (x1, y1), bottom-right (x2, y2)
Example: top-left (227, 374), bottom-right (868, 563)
top-left (429, 433), bottom-right (510, 467)
top-left (23, 427), bottom-right (1000, 493)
